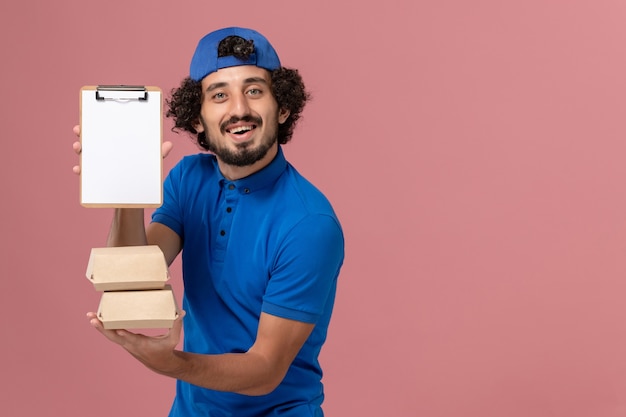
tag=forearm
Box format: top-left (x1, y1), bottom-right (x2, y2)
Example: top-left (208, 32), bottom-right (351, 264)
top-left (156, 350), bottom-right (283, 396)
top-left (103, 315), bottom-right (310, 396)
top-left (106, 208), bottom-right (148, 247)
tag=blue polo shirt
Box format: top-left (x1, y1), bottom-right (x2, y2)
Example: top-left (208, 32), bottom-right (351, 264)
top-left (152, 146), bottom-right (344, 417)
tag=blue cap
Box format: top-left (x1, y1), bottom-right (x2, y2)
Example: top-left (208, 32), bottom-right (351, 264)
top-left (189, 27), bottom-right (281, 82)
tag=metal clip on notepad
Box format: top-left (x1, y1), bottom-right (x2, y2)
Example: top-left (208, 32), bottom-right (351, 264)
top-left (95, 85), bottom-right (148, 102)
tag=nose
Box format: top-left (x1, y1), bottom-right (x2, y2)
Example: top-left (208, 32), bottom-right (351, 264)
top-left (228, 91), bottom-right (251, 118)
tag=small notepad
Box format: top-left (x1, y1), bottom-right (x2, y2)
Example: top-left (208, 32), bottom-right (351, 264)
top-left (80, 85), bottom-right (163, 207)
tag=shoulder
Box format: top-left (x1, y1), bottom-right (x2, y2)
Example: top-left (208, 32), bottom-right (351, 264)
top-left (280, 163), bottom-right (338, 219)
top-left (270, 164), bottom-right (344, 249)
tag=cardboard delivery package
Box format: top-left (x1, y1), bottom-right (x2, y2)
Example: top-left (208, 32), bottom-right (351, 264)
top-left (97, 285), bottom-right (178, 329)
top-left (86, 245), bottom-right (169, 291)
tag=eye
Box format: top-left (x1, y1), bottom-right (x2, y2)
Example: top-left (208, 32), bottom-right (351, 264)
top-left (246, 88), bottom-right (262, 96)
top-left (212, 92), bottom-right (227, 102)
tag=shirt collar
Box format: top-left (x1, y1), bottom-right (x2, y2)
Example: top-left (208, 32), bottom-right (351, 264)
top-left (219, 146), bottom-right (287, 194)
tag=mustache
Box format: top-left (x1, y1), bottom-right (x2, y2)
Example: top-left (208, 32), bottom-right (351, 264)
top-left (220, 115), bottom-right (263, 134)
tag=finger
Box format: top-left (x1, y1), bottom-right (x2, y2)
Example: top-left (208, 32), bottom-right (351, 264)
top-left (171, 309), bottom-right (185, 333)
top-left (162, 141), bottom-right (173, 159)
top-left (87, 312), bottom-right (105, 331)
top-left (72, 141), bottom-right (82, 175)
top-left (73, 125), bottom-right (80, 136)
top-left (86, 312), bottom-right (130, 344)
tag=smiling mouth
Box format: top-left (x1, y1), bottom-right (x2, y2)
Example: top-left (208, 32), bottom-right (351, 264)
top-left (222, 116), bottom-right (263, 136)
top-left (227, 125), bottom-right (256, 135)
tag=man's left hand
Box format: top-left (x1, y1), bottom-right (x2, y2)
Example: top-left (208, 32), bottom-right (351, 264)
top-left (86, 311), bottom-right (186, 376)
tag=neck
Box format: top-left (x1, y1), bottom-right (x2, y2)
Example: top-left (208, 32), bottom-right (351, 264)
top-left (217, 143), bottom-right (278, 181)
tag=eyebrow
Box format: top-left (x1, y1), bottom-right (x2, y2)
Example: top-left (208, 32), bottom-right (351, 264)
top-left (205, 77), bottom-right (270, 93)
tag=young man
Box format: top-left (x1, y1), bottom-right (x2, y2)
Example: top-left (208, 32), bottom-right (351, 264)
top-left (80, 27), bottom-right (344, 416)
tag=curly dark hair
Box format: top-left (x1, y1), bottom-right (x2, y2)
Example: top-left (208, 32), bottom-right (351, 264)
top-left (166, 36), bottom-right (310, 149)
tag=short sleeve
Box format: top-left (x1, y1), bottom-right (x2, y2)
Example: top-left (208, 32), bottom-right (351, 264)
top-left (262, 214), bottom-right (345, 324)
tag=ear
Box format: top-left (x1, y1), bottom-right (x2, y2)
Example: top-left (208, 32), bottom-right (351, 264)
top-left (193, 118), bottom-right (205, 133)
top-left (278, 108), bottom-right (290, 125)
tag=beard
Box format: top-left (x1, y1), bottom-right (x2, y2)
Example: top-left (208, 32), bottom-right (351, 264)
top-left (200, 115), bottom-right (278, 167)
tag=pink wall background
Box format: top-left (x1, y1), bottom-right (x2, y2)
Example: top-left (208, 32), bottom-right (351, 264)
top-left (2, 1), bottom-right (626, 416)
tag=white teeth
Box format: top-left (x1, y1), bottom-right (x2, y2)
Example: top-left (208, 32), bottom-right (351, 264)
top-left (230, 126), bottom-right (253, 134)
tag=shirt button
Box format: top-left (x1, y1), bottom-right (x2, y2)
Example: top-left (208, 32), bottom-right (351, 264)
top-left (220, 230), bottom-right (226, 236)
top-left (244, 188), bottom-right (250, 194)
top-left (226, 207), bottom-right (232, 213)
top-left (228, 184), bottom-right (235, 190)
